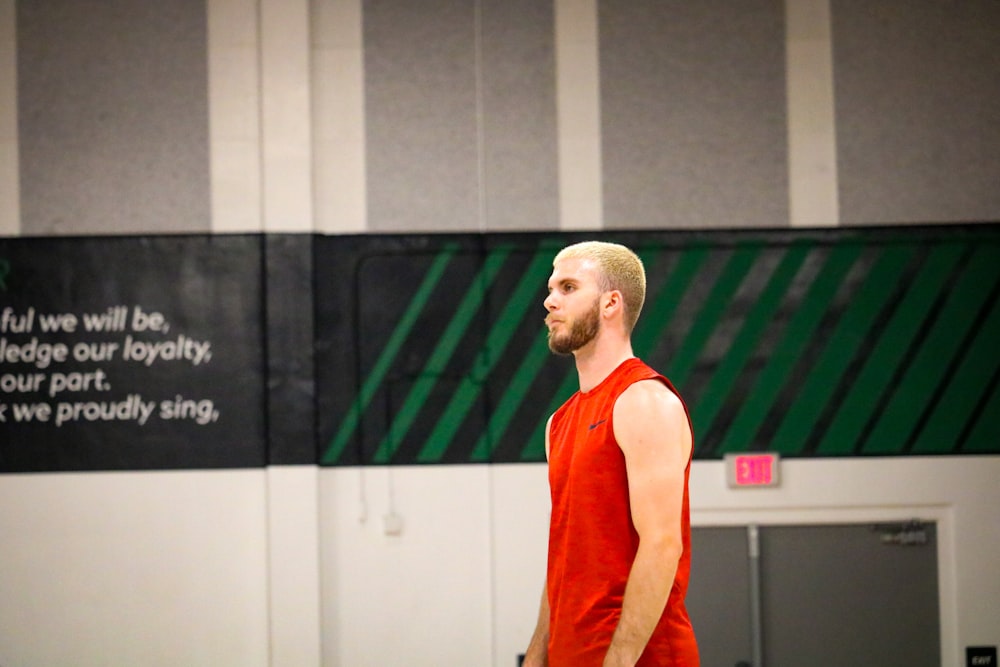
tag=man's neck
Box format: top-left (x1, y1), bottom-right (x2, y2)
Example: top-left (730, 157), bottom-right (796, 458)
top-left (573, 335), bottom-right (635, 393)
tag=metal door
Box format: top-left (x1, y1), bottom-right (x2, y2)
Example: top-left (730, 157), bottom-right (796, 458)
top-left (688, 522), bottom-right (939, 667)
top-left (687, 527), bottom-right (754, 666)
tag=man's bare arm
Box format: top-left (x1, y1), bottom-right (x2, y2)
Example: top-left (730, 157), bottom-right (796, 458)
top-left (523, 415), bottom-right (555, 666)
top-left (523, 579), bottom-right (550, 667)
top-left (604, 380), bottom-right (692, 667)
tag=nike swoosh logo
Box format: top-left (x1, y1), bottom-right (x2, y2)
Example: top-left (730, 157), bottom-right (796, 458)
top-left (588, 419), bottom-right (607, 430)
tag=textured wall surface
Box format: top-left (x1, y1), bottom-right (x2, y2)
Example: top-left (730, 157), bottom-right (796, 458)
top-left (16, 0), bottom-right (210, 234)
top-left (8, 0), bottom-right (999, 236)
top-left (600, 0), bottom-right (789, 229)
top-left (832, 1), bottom-right (1000, 224)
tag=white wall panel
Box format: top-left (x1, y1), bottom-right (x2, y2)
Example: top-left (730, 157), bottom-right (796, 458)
top-left (260, 0), bottom-right (314, 232)
top-left (319, 466), bottom-right (493, 666)
top-left (786, 0), bottom-right (839, 227)
top-left (208, 0), bottom-right (262, 232)
top-left (555, 0), bottom-right (602, 231)
top-left (268, 466), bottom-right (322, 667)
top-left (313, 0), bottom-right (367, 233)
top-left (0, 470), bottom-right (270, 667)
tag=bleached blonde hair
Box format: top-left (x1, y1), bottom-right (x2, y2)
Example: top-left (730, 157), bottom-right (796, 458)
top-left (553, 241), bottom-right (646, 334)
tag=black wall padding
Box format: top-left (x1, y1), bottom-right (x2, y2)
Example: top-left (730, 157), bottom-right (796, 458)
top-left (3, 225), bottom-right (999, 473)
top-left (0, 235), bottom-right (266, 472)
top-left (264, 234), bottom-right (316, 465)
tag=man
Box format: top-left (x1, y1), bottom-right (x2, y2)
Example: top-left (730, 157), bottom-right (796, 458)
top-left (523, 241), bottom-right (698, 667)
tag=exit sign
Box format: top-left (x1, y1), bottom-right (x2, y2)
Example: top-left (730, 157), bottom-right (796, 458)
top-left (968, 646), bottom-right (997, 667)
top-left (725, 453), bottom-right (781, 488)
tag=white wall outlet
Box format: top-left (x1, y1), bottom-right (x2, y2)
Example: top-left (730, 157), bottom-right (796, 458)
top-left (382, 512), bottom-right (404, 536)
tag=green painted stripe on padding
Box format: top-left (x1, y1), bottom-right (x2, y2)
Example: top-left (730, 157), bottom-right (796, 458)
top-left (960, 374), bottom-right (1000, 453)
top-left (862, 246), bottom-right (1000, 454)
top-left (815, 243), bottom-right (966, 455)
top-left (519, 365), bottom-right (576, 461)
top-left (633, 246), bottom-right (712, 359)
top-left (912, 279), bottom-right (1000, 453)
top-left (690, 244), bottom-right (811, 442)
top-left (768, 245), bottom-right (915, 454)
top-left (322, 244), bottom-right (459, 464)
top-left (471, 327), bottom-right (552, 462)
top-left (715, 243), bottom-right (861, 454)
top-left (667, 245), bottom-right (763, 388)
top-left (372, 247), bottom-right (512, 463)
top-left (418, 251), bottom-right (553, 462)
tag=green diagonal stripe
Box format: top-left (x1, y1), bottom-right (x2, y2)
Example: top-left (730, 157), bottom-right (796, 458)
top-left (768, 244), bottom-right (915, 454)
top-left (519, 365), bottom-right (577, 461)
top-left (321, 244), bottom-right (459, 464)
top-left (372, 247), bottom-right (512, 463)
top-left (690, 244), bottom-right (810, 439)
top-left (666, 245), bottom-right (762, 387)
top-left (471, 327), bottom-right (552, 462)
top-left (960, 376), bottom-right (1000, 452)
top-left (862, 245), bottom-right (1000, 454)
top-left (715, 243), bottom-right (861, 454)
top-left (815, 243), bottom-right (965, 455)
top-left (417, 251), bottom-right (553, 462)
top-left (633, 246), bottom-right (712, 359)
top-left (912, 278), bottom-right (1000, 453)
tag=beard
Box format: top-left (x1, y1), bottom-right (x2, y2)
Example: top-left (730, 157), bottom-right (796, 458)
top-left (547, 298), bottom-right (601, 355)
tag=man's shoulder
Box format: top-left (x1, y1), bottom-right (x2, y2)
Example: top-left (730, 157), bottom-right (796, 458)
top-left (616, 377), bottom-right (680, 412)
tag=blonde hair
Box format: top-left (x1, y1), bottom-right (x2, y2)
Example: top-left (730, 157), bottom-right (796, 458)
top-left (553, 241), bottom-right (646, 333)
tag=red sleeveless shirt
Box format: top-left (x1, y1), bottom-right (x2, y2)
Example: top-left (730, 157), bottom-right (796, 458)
top-left (546, 358), bottom-right (698, 666)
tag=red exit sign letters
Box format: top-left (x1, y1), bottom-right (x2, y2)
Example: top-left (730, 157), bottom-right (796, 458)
top-left (724, 453), bottom-right (781, 488)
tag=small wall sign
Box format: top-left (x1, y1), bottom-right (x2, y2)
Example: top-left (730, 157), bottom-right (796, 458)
top-left (724, 452), bottom-right (781, 488)
top-left (967, 646), bottom-right (997, 667)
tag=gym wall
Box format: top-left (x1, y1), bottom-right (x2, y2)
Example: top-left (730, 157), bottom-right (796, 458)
top-left (1, 1), bottom-right (998, 666)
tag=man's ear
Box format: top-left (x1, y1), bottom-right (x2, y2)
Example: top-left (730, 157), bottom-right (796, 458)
top-left (602, 290), bottom-right (623, 319)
